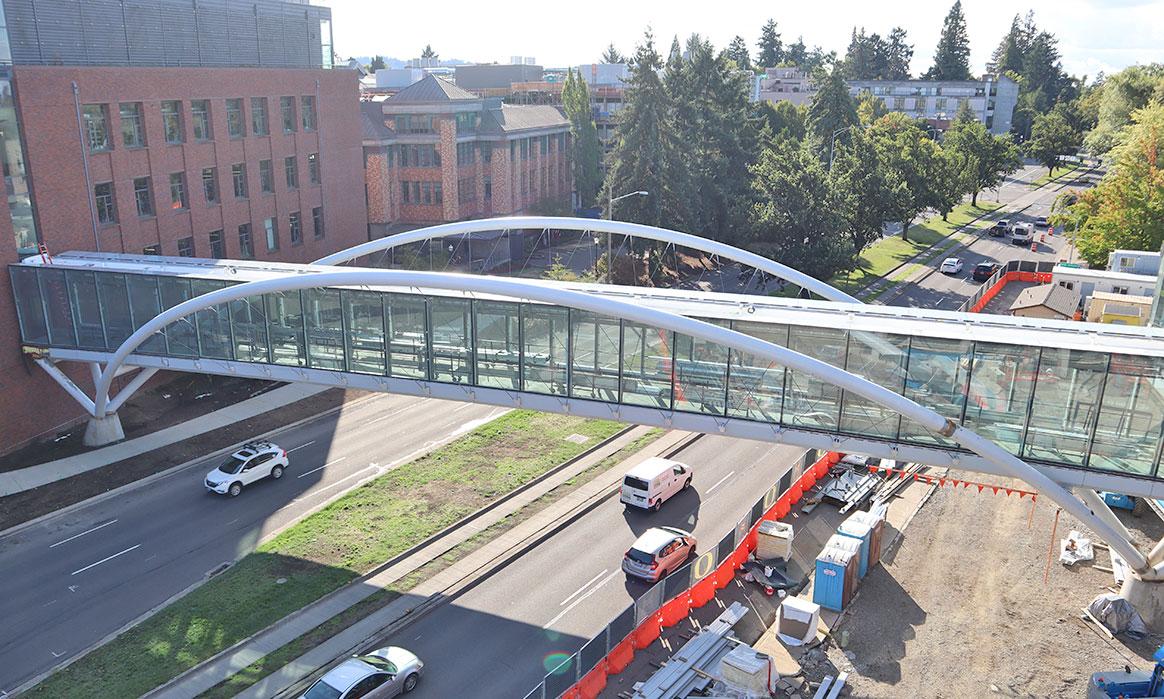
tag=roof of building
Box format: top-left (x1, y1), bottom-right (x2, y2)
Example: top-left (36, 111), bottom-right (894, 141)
top-left (1092, 291), bottom-right (1154, 304)
top-left (385, 74), bottom-right (478, 103)
top-left (1052, 264), bottom-right (1157, 283)
top-left (1009, 284), bottom-right (1081, 318)
top-left (359, 102), bottom-right (395, 141)
top-left (479, 104), bottom-right (568, 134)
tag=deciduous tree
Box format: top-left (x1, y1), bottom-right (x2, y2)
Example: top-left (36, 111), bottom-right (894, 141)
top-left (562, 69), bottom-right (603, 207)
top-left (1027, 109), bottom-right (1079, 175)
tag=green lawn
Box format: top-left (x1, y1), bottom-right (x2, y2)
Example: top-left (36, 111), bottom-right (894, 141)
top-left (1029, 163), bottom-right (1081, 189)
top-left (29, 411), bottom-right (624, 699)
top-left (829, 201), bottom-right (1001, 296)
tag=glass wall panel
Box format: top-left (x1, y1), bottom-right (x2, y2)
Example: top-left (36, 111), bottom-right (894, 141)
top-left (37, 268), bottom-right (75, 347)
top-left (1023, 348), bottom-right (1107, 466)
top-left (475, 301), bottom-right (520, 389)
top-left (841, 332), bottom-right (910, 438)
top-left (784, 327), bottom-right (847, 431)
top-left (344, 290), bottom-right (385, 375)
top-left (727, 321), bottom-right (788, 423)
top-left (96, 273), bottom-right (132, 347)
top-left (963, 342), bottom-right (1037, 453)
top-left (10, 266), bottom-right (47, 344)
top-left (66, 270), bottom-right (106, 349)
top-left (191, 279), bottom-right (233, 360)
top-left (1090, 355), bottom-right (1164, 476)
top-left (570, 310), bottom-right (620, 401)
top-left (231, 295), bottom-right (269, 363)
top-left (266, 291), bottom-right (306, 366)
top-left (673, 320), bottom-right (728, 415)
top-left (900, 337), bottom-right (972, 445)
top-left (522, 305), bottom-right (568, 395)
top-left (159, 276), bottom-right (196, 356)
top-left (304, 288), bottom-right (344, 370)
top-left (620, 322), bottom-right (672, 409)
top-left (125, 275), bottom-right (163, 354)
top-left (387, 294), bottom-right (427, 378)
top-left (430, 297), bottom-right (472, 383)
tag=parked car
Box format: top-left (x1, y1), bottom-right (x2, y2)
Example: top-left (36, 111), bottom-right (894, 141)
top-left (939, 257), bottom-right (964, 275)
top-left (989, 220), bottom-right (1010, 237)
top-left (1010, 223), bottom-right (1034, 245)
top-left (205, 441), bottom-right (289, 497)
top-left (972, 262), bottom-right (1000, 282)
top-left (622, 527), bottom-right (697, 582)
top-left (301, 647), bottom-right (424, 699)
top-left (620, 457), bottom-right (693, 511)
top-left (1035, 216), bottom-right (1049, 228)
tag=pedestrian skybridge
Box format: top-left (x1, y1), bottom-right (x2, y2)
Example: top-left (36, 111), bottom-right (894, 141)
top-left (11, 251), bottom-right (1164, 502)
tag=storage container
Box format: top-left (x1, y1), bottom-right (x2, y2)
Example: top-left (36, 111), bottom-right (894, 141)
top-left (756, 520), bottom-right (794, 561)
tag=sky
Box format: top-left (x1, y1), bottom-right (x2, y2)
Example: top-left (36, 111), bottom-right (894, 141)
top-left (326, 0), bottom-right (1164, 81)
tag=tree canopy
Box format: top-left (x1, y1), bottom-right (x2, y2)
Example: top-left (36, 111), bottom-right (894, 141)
top-left (757, 19), bottom-right (783, 68)
top-left (420, 44), bottom-right (438, 60)
top-left (726, 36), bottom-right (752, 72)
top-left (1084, 64), bottom-right (1164, 155)
top-left (943, 111), bottom-right (1022, 205)
top-left (842, 27), bottom-right (912, 80)
top-left (925, 1), bottom-right (972, 81)
top-left (806, 64), bottom-right (859, 152)
top-left (601, 43), bottom-right (626, 64)
top-left (1026, 109), bottom-right (1079, 174)
top-left (562, 69), bottom-right (603, 207)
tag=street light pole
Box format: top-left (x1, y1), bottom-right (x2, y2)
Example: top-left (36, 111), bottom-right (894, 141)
top-left (605, 190), bottom-right (648, 284)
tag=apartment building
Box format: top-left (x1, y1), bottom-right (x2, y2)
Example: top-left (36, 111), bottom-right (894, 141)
top-left (362, 75), bottom-right (571, 235)
top-left (0, 0), bottom-right (366, 453)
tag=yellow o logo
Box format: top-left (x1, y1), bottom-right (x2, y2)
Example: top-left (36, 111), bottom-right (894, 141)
top-left (693, 551), bottom-right (715, 579)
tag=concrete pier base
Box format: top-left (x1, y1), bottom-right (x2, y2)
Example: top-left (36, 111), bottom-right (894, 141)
top-left (83, 413), bottom-right (125, 447)
top-left (1121, 575), bottom-right (1164, 631)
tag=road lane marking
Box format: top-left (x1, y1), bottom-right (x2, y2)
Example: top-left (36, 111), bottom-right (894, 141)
top-left (560, 569), bottom-right (608, 606)
top-left (297, 457), bottom-right (347, 479)
top-left (49, 519), bottom-right (118, 548)
top-left (706, 471), bottom-right (736, 494)
top-left (292, 465), bottom-right (377, 503)
top-left (287, 441), bottom-right (316, 453)
top-left (544, 570), bottom-right (620, 629)
top-left (70, 544), bottom-right (141, 576)
top-left (368, 402), bottom-right (426, 424)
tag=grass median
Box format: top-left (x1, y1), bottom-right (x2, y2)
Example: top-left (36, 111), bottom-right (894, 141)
top-left (1029, 163), bottom-right (1080, 189)
top-left (29, 410), bottom-right (624, 699)
top-left (830, 201), bottom-right (1001, 296)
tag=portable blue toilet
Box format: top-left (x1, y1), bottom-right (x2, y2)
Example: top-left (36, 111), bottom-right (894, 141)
top-left (837, 515), bottom-right (874, 578)
top-left (813, 545), bottom-right (858, 612)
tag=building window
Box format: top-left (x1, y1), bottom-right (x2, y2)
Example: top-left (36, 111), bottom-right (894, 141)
top-left (421, 182), bottom-right (432, 205)
top-left (226, 98), bottom-right (245, 138)
top-left (251, 97), bottom-right (269, 135)
top-left (301, 96), bottom-right (317, 131)
top-left (308, 153), bottom-right (321, 185)
top-left (312, 206), bottom-right (324, 239)
top-left (143, 244), bottom-right (161, 255)
top-left (83, 105), bottom-right (110, 152)
top-left (398, 144), bottom-right (440, 168)
top-left (280, 96), bottom-right (297, 133)
top-left (394, 114), bottom-right (433, 134)
top-left (191, 100), bottom-right (212, 141)
top-left (177, 236), bottom-right (194, 257)
top-left (484, 175), bottom-right (491, 200)
top-left (169, 172), bottom-right (188, 209)
top-left (401, 180), bottom-right (410, 203)
top-left (457, 142), bottom-right (476, 166)
top-left (238, 223), bottom-right (254, 258)
top-left (435, 182), bottom-right (442, 204)
top-left (284, 156), bottom-right (298, 189)
top-left (411, 181), bottom-right (420, 203)
top-left (289, 211), bottom-right (302, 246)
top-left (935, 97), bottom-right (948, 112)
top-left (94, 182), bottom-right (116, 224)
top-left (455, 111), bottom-right (478, 134)
top-left (120, 103), bottom-right (145, 148)
top-left (259, 159), bottom-right (274, 193)
top-left (232, 163), bottom-right (248, 199)
top-left (162, 100), bottom-right (184, 144)
top-left (133, 177), bottom-right (154, 217)
top-left (209, 229), bottom-right (225, 258)
top-left (202, 167), bottom-right (219, 204)
top-left (481, 143), bottom-right (492, 163)
top-left (892, 97), bottom-right (905, 110)
top-left (264, 217), bottom-right (278, 251)
top-left (521, 171), bottom-right (528, 195)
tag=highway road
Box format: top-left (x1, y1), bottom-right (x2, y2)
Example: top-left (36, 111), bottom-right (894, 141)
top-left (0, 394), bottom-right (504, 693)
top-left (374, 435), bottom-right (806, 699)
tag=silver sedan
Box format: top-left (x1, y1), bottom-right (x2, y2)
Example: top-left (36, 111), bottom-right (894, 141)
top-left (301, 646), bottom-right (424, 699)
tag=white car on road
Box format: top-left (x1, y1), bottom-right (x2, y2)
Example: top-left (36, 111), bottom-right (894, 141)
top-left (205, 441), bottom-right (289, 497)
top-left (939, 257), bottom-right (964, 275)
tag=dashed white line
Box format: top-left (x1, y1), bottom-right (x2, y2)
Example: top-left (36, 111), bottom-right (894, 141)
top-left (544, 570), bottom-right (620, 629)
top-left (292, 465), bottom-right (377, 503)
top-left (706, 471), bottom-right (736, 494)
top-left (560, 569), bottom-right (608, 606)
top-left (297, 457), bottom-right (347, 478)
top-left (287, 441), bottom-right (316, 453)
top-left (368, 402), bottom-right (425, 424)
top-left (49, 519), bottom-right (118, 548)
top-left (71, 544), bottom-right (141, 576)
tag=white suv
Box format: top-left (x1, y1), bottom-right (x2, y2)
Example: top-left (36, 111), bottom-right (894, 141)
top-left (205, 441), bottom-right (289, 497)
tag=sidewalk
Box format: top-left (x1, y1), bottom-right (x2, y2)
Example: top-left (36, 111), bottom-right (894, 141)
top-left (147, 426), bottom-right (692, 699)
top-left (0, 383), bottom-right (327, 497)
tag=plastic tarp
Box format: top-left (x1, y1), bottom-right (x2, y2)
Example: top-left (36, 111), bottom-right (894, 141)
top-left (1088, 593), bottom-right (1148, 640)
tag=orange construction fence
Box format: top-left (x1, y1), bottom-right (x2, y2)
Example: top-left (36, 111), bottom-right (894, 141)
top-left (969, 271), bottom-right (1054, 313)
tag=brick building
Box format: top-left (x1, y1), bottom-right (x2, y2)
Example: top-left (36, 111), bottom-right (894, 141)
top-left (362, 75), bottom-right (571, 235)
top-left (0, 0), bottom-right (366, 453)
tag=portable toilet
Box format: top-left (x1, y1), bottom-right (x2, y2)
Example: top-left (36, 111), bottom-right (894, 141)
top-left (850, 509), bottom-right (885, 571)
top-left (837, 516), bottom-right (874, 578)
top-left (813, 544), bottom-right (858, 611)
top-left (756, 520), bottom-right (794, 561)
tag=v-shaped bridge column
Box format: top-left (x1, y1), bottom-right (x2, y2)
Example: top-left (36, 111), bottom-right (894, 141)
top-left (32, 357), bottom-right (156, 447)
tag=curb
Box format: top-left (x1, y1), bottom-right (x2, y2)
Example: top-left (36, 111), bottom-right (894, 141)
top-left (0, 389), bottom-right (387, 542)
top-left (135, 423), bottom-right (643, 699)
top-left (1029, 163), bottom-right (1085, 191)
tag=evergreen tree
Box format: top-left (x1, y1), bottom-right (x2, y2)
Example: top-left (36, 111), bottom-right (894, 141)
top-left (601, 43), bottom-right (626, 64)
top-left (991, 14), bottom-right (1026, 75)
top-left (368, 55), bottom-right (386, 72)
top-left (785, 37), bottom-right (807, 67)
top-left (925, 1), bottom-right (972, 81)
top-left (756, 19), bottom-right (783, 68)
top-left (562, 69), bottom-right (604, 207)
top-left (420, 44), bottom-right (438, 60)
top-left (806, 64), bottom-right (859, 154)
top-left (856, 90), bottom-right (888, 125)
top-left (885, 27), bottom-right (913, 80)
top-left (726, 36), bottom-right (752, 71)
top-left (757, 100), bottom-right (807, 143)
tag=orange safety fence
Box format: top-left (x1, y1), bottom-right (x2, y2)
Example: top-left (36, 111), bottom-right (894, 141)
top-left (560, 451), bottom-right (841, 699)
top-left (969, 271), bottom-right (1056, 313)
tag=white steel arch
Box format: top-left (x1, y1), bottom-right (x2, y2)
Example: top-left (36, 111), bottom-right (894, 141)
top-left (313, 216), bottom-right (862, 305)
top-left (90, 269), bottom-right (1157, 577)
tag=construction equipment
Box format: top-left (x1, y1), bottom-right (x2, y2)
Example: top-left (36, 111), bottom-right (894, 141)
top-left (1089, 646), bottom-right (1164, 697)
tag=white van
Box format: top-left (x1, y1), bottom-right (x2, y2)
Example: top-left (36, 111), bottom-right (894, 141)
top-left (620, 457), bottom-right (693, 511)
top-left (1010, 223), bottom-right (1034, 245)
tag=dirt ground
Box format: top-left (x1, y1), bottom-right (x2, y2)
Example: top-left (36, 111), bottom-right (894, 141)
top-left (811, 471), bottom-right (1164, 698)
